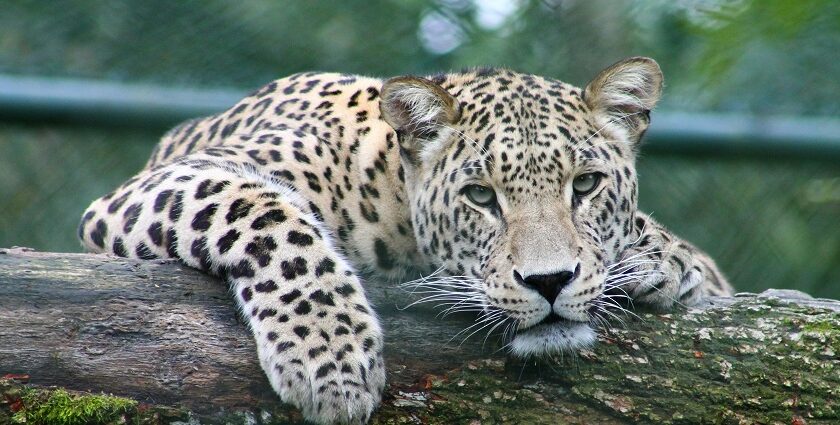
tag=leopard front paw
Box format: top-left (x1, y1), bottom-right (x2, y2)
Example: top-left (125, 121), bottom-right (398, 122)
top-left (633, 248), bottom-right (706, 308)
top-left (258, 322), bottom-right (386, 424)
top-left (612, 242), bottom-right (709, 310)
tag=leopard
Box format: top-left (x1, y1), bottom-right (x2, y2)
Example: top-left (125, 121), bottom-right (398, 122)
top-left (78, 56), bottom-right (733, 424)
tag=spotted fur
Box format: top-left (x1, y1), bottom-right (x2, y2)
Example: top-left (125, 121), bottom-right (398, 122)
top-left (79, 57), bottom-right (732, 424)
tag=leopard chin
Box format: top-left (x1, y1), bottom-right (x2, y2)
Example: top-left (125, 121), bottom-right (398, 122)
top-left (509, 319), bottom-right (596, 357)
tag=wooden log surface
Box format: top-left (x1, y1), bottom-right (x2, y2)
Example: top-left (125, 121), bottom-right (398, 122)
top-left (1, 247), bottom-right (838, 424)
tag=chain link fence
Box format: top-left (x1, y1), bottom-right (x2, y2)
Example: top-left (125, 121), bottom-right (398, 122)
top-left (1, 0), bottom-right (838, 298)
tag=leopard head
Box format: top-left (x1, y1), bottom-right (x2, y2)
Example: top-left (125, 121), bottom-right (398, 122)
top-left (380, 57), bottom-right (663, 356)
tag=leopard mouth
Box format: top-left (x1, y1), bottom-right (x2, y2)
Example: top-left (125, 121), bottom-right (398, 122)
top-left (509, 313), bottom-right (595, 357)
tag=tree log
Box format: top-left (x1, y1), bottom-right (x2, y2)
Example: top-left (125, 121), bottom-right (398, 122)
top-left (0, 247), bottom-right (838, 424)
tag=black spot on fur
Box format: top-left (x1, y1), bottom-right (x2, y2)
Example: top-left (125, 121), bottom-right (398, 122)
top-left (293, 151), bottom-right (310, 164)
top-left (258, 308), bottom-right (277, 320)
top-left (195, 179), bottom-right (212, 198)
top-left (373, 238), bottom-right (395, 269)
top-left (195, 179), bottom-right (229, 199)
top-left (135, 242), bottom-right (158, 260)
top-left (359, 202), bottom-right (379, 223)
top-left (216, 229), bottom-right (241, 254)
top-left (221, 120), bottom-right (240, 138)
top-left (190, 236), bottom-right (213, 270)
top-left (108, 192), bottom-right (131, 214)
top-left (315, 362), bottom-right (337, 379)
top-left (277, 341), bottom-right (295, 353)
top-left (362, 337), bottom-right (375, 352)
top-left (309, 290), bottom-right (335, 306)
top-left (226, 198), bottom-right (254, 224)
top-left (153, 190), bottom-right (173, 213)
top-left (335, 283), bottom-right (356, 297)
top-left (280, 289), bottom-right (302, 304)
top-left (254, 280), bottom-right (279, 293)
top-left (336, 313), bottom-right (352, 326)
top-left (89, 219), bottom-right (108, 248)
top-left (165, 229), bottom-right (179, 257)
top-left (251, 209), bottom-right (287, 230)
top-left (287, 230), bottom-right (314, 246)
top-left (191, 203), bottom-right (219, 231)
top-left (169, 191), bottom-right (184, 221)
top-left (122, 203), bottom-right (142, 234)
top-left (293, 326), bottom-right (310, 339)
top-left (314, 258), bottom-right (336, 277)
top-left (309, 345), bottom-right (328, 359)
top-left (295, 300), bottom-right (312, 315)
top-left (229, 259), bottom-right (256, 279)
top-left (148, 222), bottom-right (164, 246)
top-left (240, 286), bottom-right (253, 302)
top-left (245, 236), bottom-right (278, 267)
top-left (113, 237), bottom-right (127, 257)
top-left (78, 210), bottom-right (95, 239)
top-left (281, 257), bottom-right (308, 280)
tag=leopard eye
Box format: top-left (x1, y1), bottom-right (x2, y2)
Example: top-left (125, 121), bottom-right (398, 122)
top-left (463, 184), bottom-right (497, 207)
top-left (572, 173), bottom-right (602, 196)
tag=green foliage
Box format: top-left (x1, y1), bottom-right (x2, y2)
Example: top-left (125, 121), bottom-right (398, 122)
top-left (12, 388), bottom-right (137, 425)
top-left (2, 0), bottom-right (837, 114)
top-left (0, 0), bottom-right (838, 297)
top-left (686, 0), bottom-right (840, 115)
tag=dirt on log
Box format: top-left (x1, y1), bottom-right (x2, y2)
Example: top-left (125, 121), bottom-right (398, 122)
top-left (0, 247), bottom-right (838, 424)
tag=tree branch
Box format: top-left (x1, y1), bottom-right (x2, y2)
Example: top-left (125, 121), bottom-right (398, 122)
top-left (1, 248), bottom-right (838, 424)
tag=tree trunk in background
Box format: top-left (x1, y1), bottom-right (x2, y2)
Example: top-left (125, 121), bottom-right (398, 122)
top-left (0, 248), bottom-right (838, 424)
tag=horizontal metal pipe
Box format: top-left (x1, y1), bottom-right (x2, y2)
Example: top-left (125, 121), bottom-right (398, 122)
top-left (0, 74), bottom-right (245, 126)
top-left (645, 112), bottom-right (840, 159)
top-left (1, 74), bottom-right (839, 158)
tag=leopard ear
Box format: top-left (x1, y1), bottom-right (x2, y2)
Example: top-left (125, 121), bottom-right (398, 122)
top-left (584, 57), bottom-right (663, 143)
top-left (380, 76), bottom-right (460, 164)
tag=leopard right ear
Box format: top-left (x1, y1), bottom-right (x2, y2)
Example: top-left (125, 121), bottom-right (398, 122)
top-left (584, 57), bottom-right (663, 144)
top-left (380, 76), bottom-right (460, 164)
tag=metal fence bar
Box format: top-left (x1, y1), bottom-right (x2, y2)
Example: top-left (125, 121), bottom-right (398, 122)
top-left (647, 112), bottom-right (840, 158)
top-left (2, 74), bottom-right (840, 158)
top-left (0, 74), bottom-right (244, 127)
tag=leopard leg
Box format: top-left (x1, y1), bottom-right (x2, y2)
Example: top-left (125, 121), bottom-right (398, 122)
top-left (79, 153), bottom-right (385, 424)
top-left (613, 212), bottom-right (733, 309)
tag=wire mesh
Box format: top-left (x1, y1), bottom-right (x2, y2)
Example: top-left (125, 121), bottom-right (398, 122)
top-left (1, 0), bottom-right (838, 298)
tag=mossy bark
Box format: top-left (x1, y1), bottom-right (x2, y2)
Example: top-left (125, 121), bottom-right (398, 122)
top-left (1, 248), bottom-right (838, 424)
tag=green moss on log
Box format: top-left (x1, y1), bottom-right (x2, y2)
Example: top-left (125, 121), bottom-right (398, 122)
top-left (1, 379), bottom-right (190, 425)
top-left (372, 360), bottom-right (620, 424)
top-left (532, 295), bottom-right (840, 424)
top-left (13, 389), bottom-right (137, 425)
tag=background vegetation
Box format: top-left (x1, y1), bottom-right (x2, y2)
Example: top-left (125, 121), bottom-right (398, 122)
top-left (1, 0), bottom-right (838, 298)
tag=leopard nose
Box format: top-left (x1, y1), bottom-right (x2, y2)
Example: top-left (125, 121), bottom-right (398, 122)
top-left (517, 264), bottom-right (580, 304)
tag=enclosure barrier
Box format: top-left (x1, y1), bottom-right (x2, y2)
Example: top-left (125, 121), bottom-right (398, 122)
top-left (2, 74), bottom-right (840, 159)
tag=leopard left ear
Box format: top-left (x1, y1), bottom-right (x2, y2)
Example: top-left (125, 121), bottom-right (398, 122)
top-left (380, 76), bottom-right (460, 164)
top-left (584, 57), bottom-right (663, 144)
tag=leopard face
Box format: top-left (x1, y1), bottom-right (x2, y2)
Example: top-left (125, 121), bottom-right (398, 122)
top-left (381, 59), bottom-right (663, 355)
